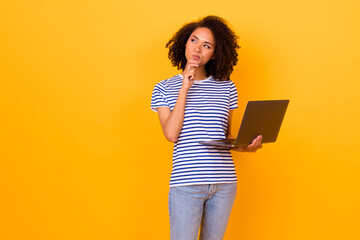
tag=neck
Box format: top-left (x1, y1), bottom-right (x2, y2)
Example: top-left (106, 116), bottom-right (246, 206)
top-left (184, 64), bottom-right (208, 80)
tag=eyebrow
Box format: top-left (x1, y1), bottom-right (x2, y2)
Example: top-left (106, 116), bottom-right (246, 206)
top-left (191, 35), bottom-right (214, 46)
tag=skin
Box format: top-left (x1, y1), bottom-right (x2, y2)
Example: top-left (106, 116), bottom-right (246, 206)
top-left (157, 27), bottom-right (262, 152)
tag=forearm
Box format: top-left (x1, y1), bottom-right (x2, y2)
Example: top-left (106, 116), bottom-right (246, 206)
top-left (160, 64), bottom-right (197, 142)
top-left (226, 110), bottom-right (235, 139)
top-left (162, 87), bottom-right (189, 142)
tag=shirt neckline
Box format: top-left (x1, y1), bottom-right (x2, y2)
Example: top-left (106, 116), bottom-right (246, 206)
top-left (178, 74), bottom-right (212, 84)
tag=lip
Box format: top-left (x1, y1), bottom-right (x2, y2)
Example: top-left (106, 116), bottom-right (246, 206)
top-left (192, 55), bottom-right (200, 60)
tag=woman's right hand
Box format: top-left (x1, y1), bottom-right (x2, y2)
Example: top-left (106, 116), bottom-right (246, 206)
top-left (182, 64), bottom-right (199, 90)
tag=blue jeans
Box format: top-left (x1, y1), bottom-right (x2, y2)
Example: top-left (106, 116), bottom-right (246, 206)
top-left (168, 183), bottom-right (237, 240)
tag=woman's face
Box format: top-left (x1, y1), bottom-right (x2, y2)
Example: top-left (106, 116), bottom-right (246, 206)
top-left (185, 27), bottom-right (215, 66)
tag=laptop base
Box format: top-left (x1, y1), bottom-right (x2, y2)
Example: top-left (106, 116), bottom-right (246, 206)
top-left (199, 139), bottom-right (236, 149)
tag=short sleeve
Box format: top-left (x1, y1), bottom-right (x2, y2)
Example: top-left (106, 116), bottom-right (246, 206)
top-left (229, 81), bottom-right (238, 110)
top-left (150, 83), bottom-right (170, 112)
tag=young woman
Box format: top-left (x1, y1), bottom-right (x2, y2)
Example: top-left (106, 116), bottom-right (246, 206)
top-left (151, 15), bottom-right (263, 240)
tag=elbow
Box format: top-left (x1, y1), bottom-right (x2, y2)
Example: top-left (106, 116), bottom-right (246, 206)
top-left (165, 133), bottom-right (178, 143)
top-left (166, 136), bottom-right (178, 143)
top-left (162, 124), bottom-right (180, 143)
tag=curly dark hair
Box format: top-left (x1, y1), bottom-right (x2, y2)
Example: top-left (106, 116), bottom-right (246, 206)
top-left (165, 15), bottom-right (240, 80)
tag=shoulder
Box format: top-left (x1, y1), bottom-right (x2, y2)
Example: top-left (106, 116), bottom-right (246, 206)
top-left (210, 76), bottom-right (236, 87)
top-left (154, 74), bottom-right (183, 90)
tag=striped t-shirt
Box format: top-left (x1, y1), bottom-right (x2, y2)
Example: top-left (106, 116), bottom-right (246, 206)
top-left (151, 74), bottom-right (238, 187)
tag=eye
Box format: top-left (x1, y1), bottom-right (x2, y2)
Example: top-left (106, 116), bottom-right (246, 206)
top-left (191, 38), bottom-right (197, 43)
top-left (204, 45), bottom-right (211, 49)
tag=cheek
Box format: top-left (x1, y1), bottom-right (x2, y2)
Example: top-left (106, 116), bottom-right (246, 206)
top-left (207, 50), bottom-right (215, 60)
top-left (185, 44), bottom-right (192, 54)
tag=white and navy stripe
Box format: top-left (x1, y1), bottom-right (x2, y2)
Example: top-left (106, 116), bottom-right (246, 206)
top-left (151, 74), bottom-right (238, 187)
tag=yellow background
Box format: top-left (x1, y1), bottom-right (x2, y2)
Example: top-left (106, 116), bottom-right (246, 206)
top-left (1, 0), bottom-right (359, 239)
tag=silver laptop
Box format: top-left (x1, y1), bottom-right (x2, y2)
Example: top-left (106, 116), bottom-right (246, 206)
top-left (199, 100), bottom-right (289, 148)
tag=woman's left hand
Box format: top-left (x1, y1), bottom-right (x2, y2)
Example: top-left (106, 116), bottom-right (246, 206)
top-left (231, 135), bottom-right (263, 152)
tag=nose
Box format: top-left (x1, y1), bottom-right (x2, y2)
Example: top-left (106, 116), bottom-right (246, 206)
top-left (194, 44), bottom-right (201, 53)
